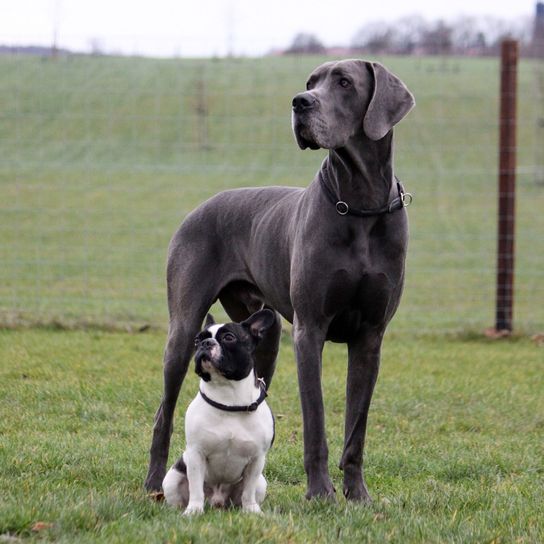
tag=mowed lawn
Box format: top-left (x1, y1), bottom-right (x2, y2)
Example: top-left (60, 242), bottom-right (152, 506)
top-left (1, 328), bottom-right (542, 543)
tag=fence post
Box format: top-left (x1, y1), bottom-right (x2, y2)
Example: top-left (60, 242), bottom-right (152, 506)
top-left (495, 39), bottom-right (518, 333)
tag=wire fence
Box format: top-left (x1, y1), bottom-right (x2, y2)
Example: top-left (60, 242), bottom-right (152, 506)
top-left (1, 52), bottom-right (543, 334)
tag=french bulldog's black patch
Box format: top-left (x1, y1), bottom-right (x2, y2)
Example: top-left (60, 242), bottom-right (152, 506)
top-left (194, 310), bottom-right (276, 382)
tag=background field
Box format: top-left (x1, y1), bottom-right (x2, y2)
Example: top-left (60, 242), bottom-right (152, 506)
top-left (1, 329), bottom-right (543, 542)
top-left (1, 54), bottom-right (543, 333)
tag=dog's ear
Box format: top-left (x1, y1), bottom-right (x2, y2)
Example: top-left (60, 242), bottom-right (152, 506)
top-left (204, 313), bottom-right (215, 328)
top-left (363, 62), bottom-right (415, 141)
top-left (242, 309), bottom-right (276, 342)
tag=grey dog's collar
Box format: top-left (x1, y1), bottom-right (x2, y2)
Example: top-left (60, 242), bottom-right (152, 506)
top-left (199, 378), bottom-right (267, 412)
top-left (320, 167), bottom-right (412, 217)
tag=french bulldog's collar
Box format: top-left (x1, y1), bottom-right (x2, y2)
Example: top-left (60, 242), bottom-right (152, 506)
top-left (199, 378), bottom-right (268, 412)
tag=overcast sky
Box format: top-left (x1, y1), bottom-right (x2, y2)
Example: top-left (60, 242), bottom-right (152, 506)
top-left (1, 0), bottom-right (536, 57)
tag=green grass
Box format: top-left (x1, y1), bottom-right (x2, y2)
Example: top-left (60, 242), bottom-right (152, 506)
top-left (0, 54), bottom-right (543, 333)
top-left (1, 328), bottom-right (543, 542)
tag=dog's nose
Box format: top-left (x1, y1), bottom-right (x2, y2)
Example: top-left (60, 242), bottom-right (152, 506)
top-left (200, 338), bottom-right (216, 349)
top-left (292, 92), bottom-right (316, 113)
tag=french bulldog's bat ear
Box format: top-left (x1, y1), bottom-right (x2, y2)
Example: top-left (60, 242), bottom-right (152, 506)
top-left (204, 313), bottom-right (215, 327)
top-left (242, 309), bottom-right (276, 341)
top-left (363, 61), bottom-right (415, 141)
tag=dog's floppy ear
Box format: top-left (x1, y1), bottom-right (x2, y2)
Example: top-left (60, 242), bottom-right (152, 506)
top-left (363, 62), bottom-right (415, 141)
top-left (204, 313), bottom-right (215, 328)
top-left (242, 309), bottom-right (276, 341)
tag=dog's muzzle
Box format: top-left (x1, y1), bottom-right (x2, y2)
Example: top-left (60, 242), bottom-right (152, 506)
top-left (292, 92), bottom-right (322, 150)
top-left (196, 338), bottom-right (222, 365)
top-left (292, 92), bottom-right (317, 114)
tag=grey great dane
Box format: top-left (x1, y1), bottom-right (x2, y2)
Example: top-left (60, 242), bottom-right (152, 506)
top-left (145, 59), bottom-right (415, 502)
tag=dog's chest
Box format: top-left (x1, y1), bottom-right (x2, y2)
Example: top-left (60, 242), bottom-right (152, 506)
top-left (185, 397), bottom-right (273, 483)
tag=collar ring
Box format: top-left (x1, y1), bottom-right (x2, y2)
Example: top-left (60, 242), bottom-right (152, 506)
top-left (336, 201), bottom-right (349, 215)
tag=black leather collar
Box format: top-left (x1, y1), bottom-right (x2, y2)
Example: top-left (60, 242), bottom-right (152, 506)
top-left (320, 169), bottom-right (412, 217)
top-left (199, 379), bottom-right (267, 412)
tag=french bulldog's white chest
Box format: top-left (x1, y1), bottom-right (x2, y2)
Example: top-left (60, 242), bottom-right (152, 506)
top-left (184, 377), bottom-right (274, 485)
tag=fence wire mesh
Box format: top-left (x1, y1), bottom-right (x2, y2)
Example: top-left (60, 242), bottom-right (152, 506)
top-left (1, 53), bottom-right (543, 334)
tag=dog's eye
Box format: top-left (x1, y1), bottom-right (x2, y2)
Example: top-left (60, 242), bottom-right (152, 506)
top-left (339, 78), bottom-right (351, 88)
top-left (222, 333), bottom-right (236, 343)
top-left (306, 78), bottom-right (316, 90)
top-left (194, 337), bottom-right (200, 347)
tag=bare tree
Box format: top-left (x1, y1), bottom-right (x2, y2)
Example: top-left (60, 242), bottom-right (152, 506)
top-left (351, 22), bottom-right (394, 54)
top-left (390, 15), bottom-right (427, 54)
top-left (450, 16), bottom-right (488, 55)
top-left (345, 14), bottom-right (536, 57)
top-left (476, 16), bottom-right (532, 54)
top-left (286, 33), bottom-right (326, 55)
top-left (421, 20), bottom-right (453, 55)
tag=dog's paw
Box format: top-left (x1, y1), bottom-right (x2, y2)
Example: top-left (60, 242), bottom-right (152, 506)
top-left (147, 490), bottom-right (165, 502)
top-left (183, 503), bottom-right (204, 516)
top-left (343, 484), bottom-right (372, 504)
top-left (242, 503), bottom-right (263, 514)
top-left (305, 478), bottom-right (336, 502)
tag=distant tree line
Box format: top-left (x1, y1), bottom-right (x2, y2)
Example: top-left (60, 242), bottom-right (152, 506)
top-left (286, 14), bottom-right (543, 57)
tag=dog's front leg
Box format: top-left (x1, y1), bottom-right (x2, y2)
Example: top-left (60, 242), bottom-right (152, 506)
top-left (183, 449), bottom-right (206, 515)
top-left (292, 316), bottom-right (335, 500)
top-left (340, 328), bottom-right (384, 502)
top-left (241, 456), bottom-right (266, 514)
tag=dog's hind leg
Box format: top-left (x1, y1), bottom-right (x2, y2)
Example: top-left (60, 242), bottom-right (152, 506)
top-left (163, 457), bottom-right (189, 508)
top-left (145, 277), bottom-right (218, 493)
top-left (144, 321), bottom-right (198, 493)
top-left (253, 311), bottom-right (281, 389)
top-left (144, 324), bottom-right (193, 493)
top-left (229, 474), bottom-right (266, 509)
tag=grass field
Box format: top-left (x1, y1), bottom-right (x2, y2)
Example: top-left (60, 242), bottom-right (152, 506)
top-left (0, 328), bottom-right (543, 542)
top-left (0, 54), bottom-right (543, 332)
top-left (0, 330), bottom-right (544, 544)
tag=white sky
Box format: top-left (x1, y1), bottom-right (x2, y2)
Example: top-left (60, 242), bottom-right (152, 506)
top-left (0, 0), bottom-right (536, 57)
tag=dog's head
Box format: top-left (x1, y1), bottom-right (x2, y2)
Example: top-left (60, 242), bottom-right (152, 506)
top-left (291, 59), bottom-right (414, 150)
top-left (194, 309), bottom-right (276, 382)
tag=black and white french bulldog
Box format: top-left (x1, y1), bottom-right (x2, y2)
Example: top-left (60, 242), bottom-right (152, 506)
top-left (162, 309), bottom-right (276, 515)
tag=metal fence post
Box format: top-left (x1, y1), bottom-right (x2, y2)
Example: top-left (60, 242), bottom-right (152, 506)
top-left (495, 39), bottom-right (518, 333)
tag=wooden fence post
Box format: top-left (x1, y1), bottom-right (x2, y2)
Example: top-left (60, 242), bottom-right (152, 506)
top-left (495, 39), bottom-right (518, 333)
